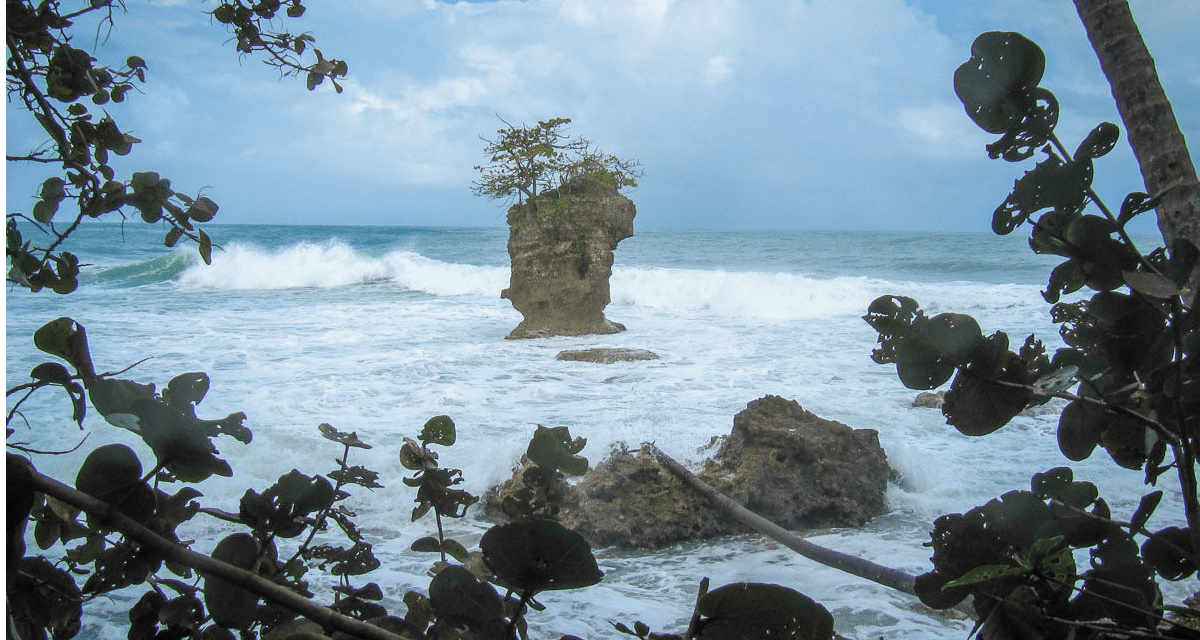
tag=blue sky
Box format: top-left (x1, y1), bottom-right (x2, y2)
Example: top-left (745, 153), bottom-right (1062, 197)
top-left (6, 0), bottom-right (1199, 232)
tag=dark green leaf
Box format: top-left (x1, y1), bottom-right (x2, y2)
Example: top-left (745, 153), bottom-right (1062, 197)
top-left (442, 539), bottom-right (469, 563)
top-left (696, 583), bottom-right (834, 640)
top-left (317, 422), bottom-right (372, 449)
top-left (410, 536), bottom-right (441, 554)
top-left (1075, 122), bottom-right (1119, 160)
top-left (204, 533), bottom-right (260, 630)
top-left (1117, 192), bottom-right (1160, 225)
top-left (1123, 270), bottom-right (1180, 299)
top-left (526, 425), bottom-right (589, 476)
top-left (186, 196), bottom-right (218, 223)
top-left (198, 229), bottom-right (212, 265)
top-left (34, 317), bottom-right (95, 377)
top-left (428, 565), bottom-right (504, 625)
top-left (1057, 400), bottom-right (1103, 461)
top-left (419, 415), bottom-right (456, 446)
top-left (1141, 526), bottom-right (1195, 580)
top-left (954, 32), bottom-right (1045, 134)
top-left (1131, 491), bottom-right (1163, 532)
top-left (480, 518), bottom-right (603, 594)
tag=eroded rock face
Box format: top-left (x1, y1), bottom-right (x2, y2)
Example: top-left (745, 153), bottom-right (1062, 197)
top-left (700, 395), bottom-right (893, 531)
top-left (501, 177), bottom-right (635, 339)
top-left (485, 395), bottom-right (893, 549)
top-left (555, 348), bottom-right (659, 364)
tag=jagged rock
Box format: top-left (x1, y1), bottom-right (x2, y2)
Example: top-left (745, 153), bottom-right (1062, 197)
top-left (913, 391), bottom-right (945, 408)
top-left (699, 395), bottom-right (893, 531)
top-left (501, 176), bottom-right (635, 339)
top-left (485, 395), bottom-right (893, 549)
top-left (556, 348), bottom-right (659, 364)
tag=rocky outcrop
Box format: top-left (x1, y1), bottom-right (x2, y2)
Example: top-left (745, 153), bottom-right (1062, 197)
top-left (556, 348), bottom-right (659, 364)
top-left (913, 391), bottom-right (945, 408)
top-left (485, 395), bottom-right (893, 549)
top-left (501, 177), bottom-right (635, 339)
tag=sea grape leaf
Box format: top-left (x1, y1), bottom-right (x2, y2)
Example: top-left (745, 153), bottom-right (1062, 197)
top-left (34, 317), bottom-right (95, 379)
top-left (480, 518), bottom-right (603, 594)
top-left (896, 336), bottom-right (955, 391)
top-left (1117, 192), bottom-right (1160, 226)
top-left (954, 31), bottom-right (1046, 135)
top-left (9, 557), bottom-right (83, 640)
top-left (410, 536), bottom-right (441, 554)
top-left (318, 422), bottom-right (372, 449)
top-left (1074, 122), bottom-right (1119, 160)
top-left (526, 426), bottom-right (589, 476)
top-left (204, 533), bottom-right (260, 631)
top-left (695, 582), bottom-right (835, 640)
top-left (419, 415), bottom-right (456, 446)
top-left (1140, 526), bottom-right (1195, 580)
top-left (942, 333), bottom-right (1032, 436)
top-left (428, 565), bottom-right (505, 626)
top-left (941, 563), bottom-right (1027, 590)
top-left (163, 372), bottom-right (209, 416)
top-left (133, 397), bottom-right (232, 482)
top-left (1057, 400), bottom-right (1103, 461)
top-left (1131, 491), bottom-right (1163, 532)
top-left (75, 444), bottom-right (156, 522)
top-left (862, 295), bottom-right (921, 364)
top-left (399, 438), bottom-right (429, 471)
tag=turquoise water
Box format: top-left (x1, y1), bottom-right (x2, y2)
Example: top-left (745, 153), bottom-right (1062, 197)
top-left (6, 223), bottom-right (1188, 639)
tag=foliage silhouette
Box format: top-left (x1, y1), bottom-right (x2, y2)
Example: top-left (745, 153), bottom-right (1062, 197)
top-left (471, 117), bottom-right (643, 205)
top-left (866, 31), bottom-right (1199, 638)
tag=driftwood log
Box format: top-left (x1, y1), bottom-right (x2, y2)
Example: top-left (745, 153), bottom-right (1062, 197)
top-left (647, 443), bottom-right (917, 596)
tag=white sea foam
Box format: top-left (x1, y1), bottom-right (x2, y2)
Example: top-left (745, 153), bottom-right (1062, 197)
top-left (176, 240), bottom-right (508, 294)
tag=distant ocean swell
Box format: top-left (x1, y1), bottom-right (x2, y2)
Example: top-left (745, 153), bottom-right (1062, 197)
top-left (112, 240), bottom-right (1054, 324)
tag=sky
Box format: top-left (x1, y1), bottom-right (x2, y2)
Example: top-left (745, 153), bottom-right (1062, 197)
top-left (5, 0), bottom-right (1199, 232)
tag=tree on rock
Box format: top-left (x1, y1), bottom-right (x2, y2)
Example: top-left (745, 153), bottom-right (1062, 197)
top-left (471, 117), bottom-right (642, 205)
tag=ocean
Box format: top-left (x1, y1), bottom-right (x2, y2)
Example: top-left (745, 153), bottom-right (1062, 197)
top-left (5, 223), bottom-right (1192, 639)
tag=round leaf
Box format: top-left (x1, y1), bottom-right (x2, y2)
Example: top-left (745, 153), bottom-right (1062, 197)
top-left (953, 32), bottom-right (1046, 134)
top-left (204, 533), bottom-right (261, 630)
top-left (1075, 122), bottom-right (1120, 160)
top-left (697, 582), bottom-right (835, 640)
top-left (480, 518), bottom-right (603, 594)
top-left (419, 415), bottom-right (456, 446)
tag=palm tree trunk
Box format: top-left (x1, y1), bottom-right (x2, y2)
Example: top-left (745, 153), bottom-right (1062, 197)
top-left (1073, 0), bottom-right (1200, 252)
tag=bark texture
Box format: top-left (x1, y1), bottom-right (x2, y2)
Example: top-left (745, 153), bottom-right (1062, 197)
top-left (1073, 0), bottom-right (1200, 250)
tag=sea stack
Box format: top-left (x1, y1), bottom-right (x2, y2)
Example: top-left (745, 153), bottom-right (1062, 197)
top-left (501, 175), bottom-right (635, 339)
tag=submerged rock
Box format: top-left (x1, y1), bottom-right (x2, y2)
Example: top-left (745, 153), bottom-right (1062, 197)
top-left (501, 176), bottom-right (635, 339)
top-left (485, 395), bottom-right (893, 549)
top-left (556, 348), bottom-right (659, 364)
top-left (913, 391), bottom-right (945, 408)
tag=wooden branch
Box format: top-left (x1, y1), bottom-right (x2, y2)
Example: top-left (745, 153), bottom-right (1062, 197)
top-left (647, 444), bottom-right (918, 596)
top-left (25, 465), bottom-right (409, 640)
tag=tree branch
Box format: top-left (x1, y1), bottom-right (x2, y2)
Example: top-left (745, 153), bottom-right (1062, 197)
top-left (647, 443), bottom-right (918, 596)
top-left (24, 463), bottom-right (409, 640)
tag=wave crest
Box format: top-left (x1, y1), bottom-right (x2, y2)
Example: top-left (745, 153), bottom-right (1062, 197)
top-left (177, 240), bottom-right (507, 295)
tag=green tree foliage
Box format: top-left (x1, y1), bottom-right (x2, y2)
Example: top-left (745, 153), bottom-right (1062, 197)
top-left (471, 117), bottom-right (643, 205)
top-left (865, 31), bottom-right (1199, 638)
top-left (5, 0), bottom-right (348, 293)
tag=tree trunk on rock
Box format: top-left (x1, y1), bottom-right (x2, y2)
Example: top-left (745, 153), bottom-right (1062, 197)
top-left (1073, 0), bottom-right (1200, 253)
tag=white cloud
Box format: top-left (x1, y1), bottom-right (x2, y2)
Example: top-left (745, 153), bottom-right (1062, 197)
top-left (703, 55), bottom-right (733, 86)
top-left (12, 0), bottom-right (1193, 229)
top-left (897, 102), bottom-right (985, 159)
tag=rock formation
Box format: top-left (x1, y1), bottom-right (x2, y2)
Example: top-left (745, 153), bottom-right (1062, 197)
top-left (555, 348), bottom-right (659, 364)
top-left (501, 176), bottom-right (635, 339)
top-left (485, 395), bottom-right (893, 549)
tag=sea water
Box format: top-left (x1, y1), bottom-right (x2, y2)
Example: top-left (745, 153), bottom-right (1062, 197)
top-left (5, 223), bottom-right (1193, 639)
